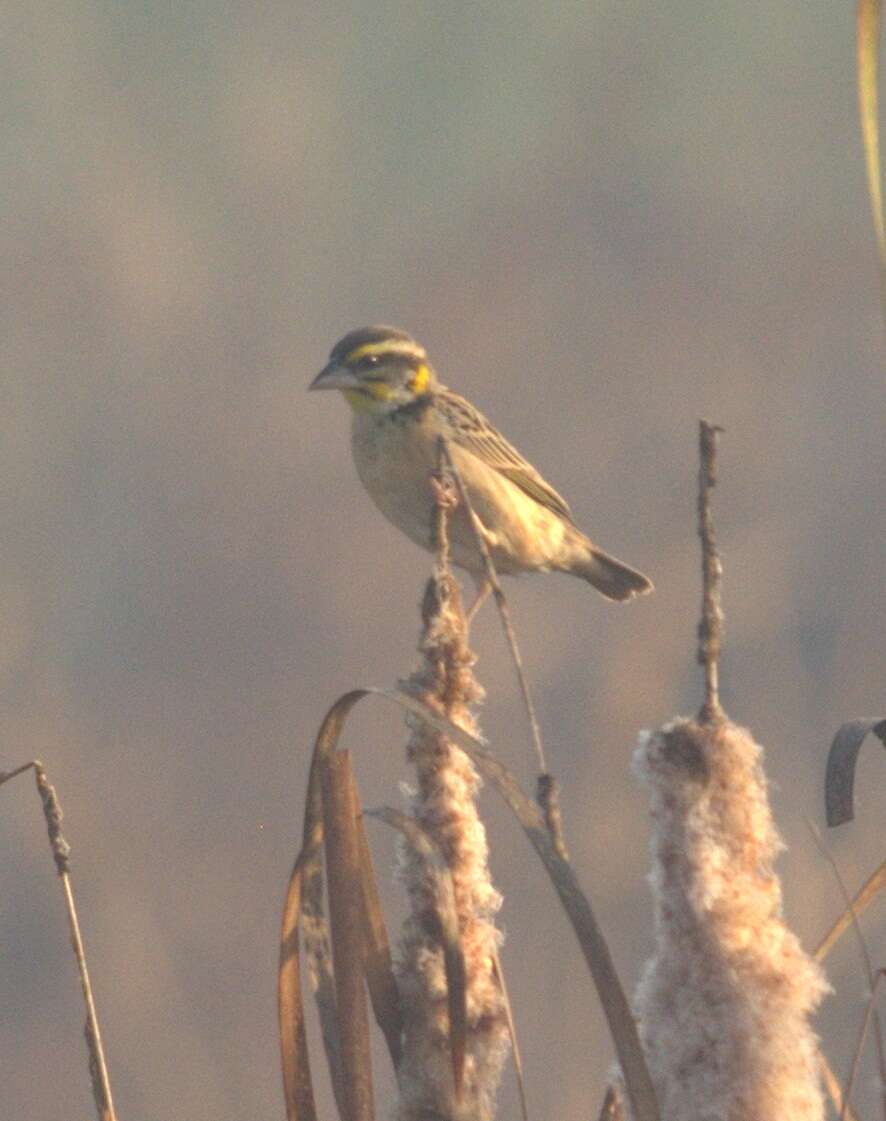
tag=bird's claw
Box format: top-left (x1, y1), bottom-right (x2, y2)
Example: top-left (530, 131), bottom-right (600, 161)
top-left (429, 469), bottom-right (459, 511)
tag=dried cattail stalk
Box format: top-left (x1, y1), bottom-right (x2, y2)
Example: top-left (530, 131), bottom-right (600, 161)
top-left (394, 512), bottom-right (509, 1121)
top-left (629, 718), bottom-right (828, 1121)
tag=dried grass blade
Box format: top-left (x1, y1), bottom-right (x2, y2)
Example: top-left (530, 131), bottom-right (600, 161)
top-left (365, 805), bottom-right (467, 1100)
top-left (491, 948), bottom-right (529, 1121)
top-left (825, 718), bottom-right (886, 825)
top-left (279, 852), bottom-right (320, 1121)
top-left (302, 693), bottom-right (374, 1116)
top-left (322, 750), bottom-right (375, 1121)
top-left (815, 858), bottom-right (886, 962)
top-left (351, 783), bottom-right (403, 1070)
top-left (857, 0), bottom-right (886, 315)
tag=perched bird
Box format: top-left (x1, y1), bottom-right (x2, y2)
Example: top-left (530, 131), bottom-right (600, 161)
top-left (310, 326), bottom-right (653, 614)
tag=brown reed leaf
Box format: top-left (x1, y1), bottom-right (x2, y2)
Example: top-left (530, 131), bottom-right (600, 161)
top-left (306, 686), bottom-right (659, 1121)
top-left (280, 692), bottom-right (409, 1121)
top-left (352, 792), bottom-right (403, 1071)
top-left (304, 776), bottom-right (348, 1117)
top-left (279, 850), bottom-right (320, 1121)
top-left (322, 751), bottom-right (375, 1121)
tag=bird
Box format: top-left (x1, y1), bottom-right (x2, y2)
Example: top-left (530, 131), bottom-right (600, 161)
top-left (310, 325), bottom-right (653, 616)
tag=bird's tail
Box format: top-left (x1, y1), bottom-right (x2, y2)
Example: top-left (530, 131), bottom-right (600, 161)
top-left (570, 543), bottom-right (653, 602)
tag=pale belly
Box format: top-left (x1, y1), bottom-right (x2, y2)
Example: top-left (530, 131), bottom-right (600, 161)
top-left (350, 410), bottom-right (577, 577)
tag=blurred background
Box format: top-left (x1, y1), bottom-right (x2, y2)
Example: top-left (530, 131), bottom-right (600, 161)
top-left (2, 2), bottom-right (884, 1118)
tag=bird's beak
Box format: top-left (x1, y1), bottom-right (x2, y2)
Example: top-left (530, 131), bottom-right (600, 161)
top-left (309, 362), bottom-right (359, 392)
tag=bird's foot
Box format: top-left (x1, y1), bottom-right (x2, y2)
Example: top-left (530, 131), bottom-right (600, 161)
top-left (429, 468), bottom-right (459, 511)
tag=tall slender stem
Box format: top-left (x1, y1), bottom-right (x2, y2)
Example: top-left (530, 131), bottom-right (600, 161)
top-left (697, 421), bottom-right (725, 724)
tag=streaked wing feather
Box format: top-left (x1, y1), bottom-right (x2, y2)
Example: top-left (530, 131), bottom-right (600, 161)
top-left (435, 389), bottom-right (576, 523)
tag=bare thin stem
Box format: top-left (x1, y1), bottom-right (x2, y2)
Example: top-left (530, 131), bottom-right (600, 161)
top-left (697, 420), bottom-right (725, 724)
top-left (63, 874), bottom-right (117, 1121)
top-left (436, 437), bottom-right (548, 773)
top-left (1, 761), bottom-right (118, 1121)
top-left (491, 949), bottom-right (529, 1121)
top-left (0, 760), bottom-right (40, 786)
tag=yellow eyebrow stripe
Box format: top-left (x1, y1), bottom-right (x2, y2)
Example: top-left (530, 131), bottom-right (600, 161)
top-left (346, 339), bottom-right (423, 362)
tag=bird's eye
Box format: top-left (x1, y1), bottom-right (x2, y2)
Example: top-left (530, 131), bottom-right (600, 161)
top-left (359, 354), bottom-right (381, 368)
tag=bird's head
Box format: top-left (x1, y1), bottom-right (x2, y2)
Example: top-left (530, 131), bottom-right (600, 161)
top-left (310, 326), bottom-right (438, 414)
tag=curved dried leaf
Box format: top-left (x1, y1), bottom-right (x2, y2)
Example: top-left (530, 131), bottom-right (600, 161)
top-left (300, 759), bottom-right (346, 1118)
top-left (279, 853), bottom-right (319, 1121)
top-left (322, 751), bottom-right (374, 1121)
top-left (294, 687), bottom-right (660, 1121)
top-left (366, 806), bottom-right (467, 1100)
top-left (825, 718), bottom-right (886, 826)
top-left (354, 802), bottom-right (403, 1070)
top-left (281, 691), bottom-right (408, 1121)
top-left (280, 696), bottom-right (368, 1121)
top-left (306, 692), bottom-right (403, 1074)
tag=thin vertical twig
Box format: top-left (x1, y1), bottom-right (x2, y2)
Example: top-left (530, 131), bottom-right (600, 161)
top-left (490, 949), bottom-right (529, 1121)
top-left (436, 437), bottom-right (548, 774)
top-left (697, 421), bottom-right (725, 724)
top-left (1, 761), bottom-right (118, 1121)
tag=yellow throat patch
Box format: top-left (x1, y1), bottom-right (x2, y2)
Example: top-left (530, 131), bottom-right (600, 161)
top-left (343, 382), bottom-right (394, 412)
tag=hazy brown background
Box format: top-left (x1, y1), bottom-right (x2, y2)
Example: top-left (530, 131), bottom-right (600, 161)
top-left (3, 2), bottom-right (884, 1118)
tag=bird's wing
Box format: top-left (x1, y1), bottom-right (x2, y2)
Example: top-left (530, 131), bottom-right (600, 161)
top-left (435, 388), bottom-right (576, 524)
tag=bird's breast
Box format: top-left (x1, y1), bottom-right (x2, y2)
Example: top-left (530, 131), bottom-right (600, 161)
top-left (350, 409), bottom-right (440, 550)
